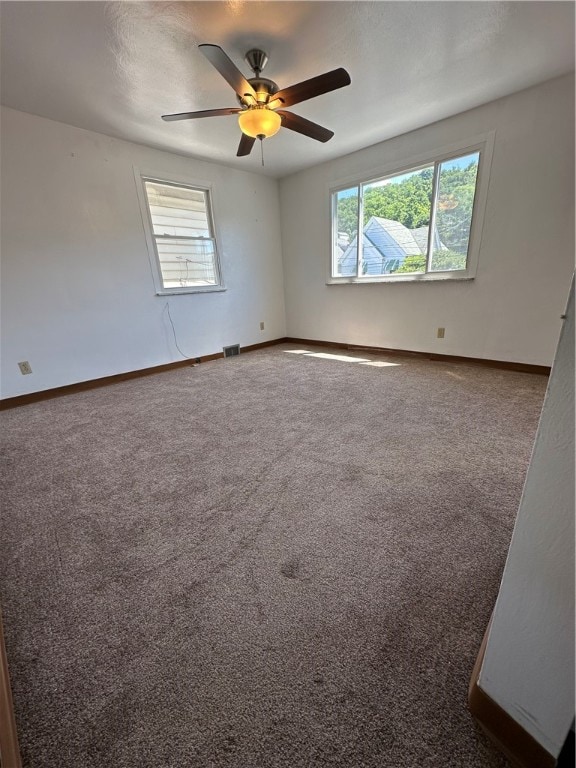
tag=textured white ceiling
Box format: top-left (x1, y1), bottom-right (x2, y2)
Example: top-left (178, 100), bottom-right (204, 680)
top-left (1, 1), bottom-right (574, 178)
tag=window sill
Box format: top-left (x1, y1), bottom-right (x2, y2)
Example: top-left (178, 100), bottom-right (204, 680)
top-left (155, 286), bottom-right (227, 296)
top-left (327, 274), bottom-right (475, 285)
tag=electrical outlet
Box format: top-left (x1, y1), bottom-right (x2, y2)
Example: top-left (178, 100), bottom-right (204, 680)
top-left (18, 361), bottom-right (32, 375)
top-left (437, 327), bottom-right (445, 339)
top-left (260, 321), bottom-right (265, 331)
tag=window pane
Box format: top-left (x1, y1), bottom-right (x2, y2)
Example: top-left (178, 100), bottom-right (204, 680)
top-left (144, 182), bottom-right (211, 238)
top-left (142, 179), bottom-right (222, 291)
top-left (430, 152), bottom-right (479, 272)
top-left (361, 166), bottom-right (434, 275)
top-left (155, 237), bottom-right (217, 287)
top-left (334, 187), bottom-right (359, 277)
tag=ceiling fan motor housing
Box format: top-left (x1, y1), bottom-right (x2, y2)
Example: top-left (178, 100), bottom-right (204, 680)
top-left (238, 77), bottom-right (279, 107)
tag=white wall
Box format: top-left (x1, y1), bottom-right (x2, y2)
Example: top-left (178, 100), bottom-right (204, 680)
top-left (2, 75), bottom-right (573, 399)
top-left (279, 74), bottom-right (575, 366)
top-left (479, 279), bottom-right (574, 757)
top-left (0, 107), bottom-right (286, 398)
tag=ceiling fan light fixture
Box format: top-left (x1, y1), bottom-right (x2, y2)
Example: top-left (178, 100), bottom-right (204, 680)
top-left (238, 107), bottom-right (281, 139)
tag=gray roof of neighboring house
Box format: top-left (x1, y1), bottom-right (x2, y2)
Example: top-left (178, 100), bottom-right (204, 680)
top-left (369, 217), bottom-right (424, 256)
top-left (338, 216), bottom-right (444, 276)
top-left (411, 226), bottom-right (430, 255)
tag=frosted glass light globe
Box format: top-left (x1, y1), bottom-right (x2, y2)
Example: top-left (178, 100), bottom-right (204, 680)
top-left (238, 108), bottom-right (281, 139)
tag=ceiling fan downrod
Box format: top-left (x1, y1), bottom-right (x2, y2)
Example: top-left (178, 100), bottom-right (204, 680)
top-left (245, 49), bottom-right (268, 77)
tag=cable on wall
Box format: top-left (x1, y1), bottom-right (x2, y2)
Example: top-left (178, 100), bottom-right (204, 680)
top-left (163, 301), bottom-right (196, 361)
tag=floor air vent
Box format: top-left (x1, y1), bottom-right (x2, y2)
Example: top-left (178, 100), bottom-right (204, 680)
top-left (223, 344), bottom-right (240, 358)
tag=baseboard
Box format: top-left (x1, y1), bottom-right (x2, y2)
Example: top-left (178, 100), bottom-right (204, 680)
top-left (0, 336), bottom-right (549, 410)
top-left (468, 620), bottom-right (556, 768)
top-left (284, 338), bottom-right (551, 375)
top-left (241, 339), bottom-right (287, 354)
top-left (0, 609), bottom-right (22, 768)
top-left (0, 338), bottom-right (286, 410)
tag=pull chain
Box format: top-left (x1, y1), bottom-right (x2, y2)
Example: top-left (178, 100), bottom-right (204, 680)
top-left (260, 137), bottom-right (264, 167)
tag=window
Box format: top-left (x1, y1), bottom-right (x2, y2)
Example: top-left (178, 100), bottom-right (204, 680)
top-left (331, 143), bottom-right (488, 283)
top-left (141, 177), bottom-right (222, 293)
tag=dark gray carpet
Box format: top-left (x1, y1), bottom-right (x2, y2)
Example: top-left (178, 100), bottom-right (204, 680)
top-left (0, 344), bottom-right (547, 767)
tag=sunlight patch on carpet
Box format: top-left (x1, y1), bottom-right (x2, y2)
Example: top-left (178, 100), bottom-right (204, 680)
top-left (285, 350), bottom-right (400, 367)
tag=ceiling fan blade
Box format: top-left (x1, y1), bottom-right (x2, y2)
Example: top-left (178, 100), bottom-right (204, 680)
top-left (237, 134), bottom-right (256, 157)
top-left (199, 44), bottom-right (257, 100)
top-left (277, 110), bottom-right (334, 143)
top-left (272, 68), bottom-right (350, 109)
top-left (162, 108), bottom-right (241, 122)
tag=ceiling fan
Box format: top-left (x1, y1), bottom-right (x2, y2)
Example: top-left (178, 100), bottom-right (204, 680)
top-left (162, 44), bottom-right (351, 158)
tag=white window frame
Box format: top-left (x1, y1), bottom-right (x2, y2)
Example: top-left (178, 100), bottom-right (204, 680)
top-left (134, 168), bottom-right (225, 295)
top-left (327, 132), bottom-right (495, 285)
